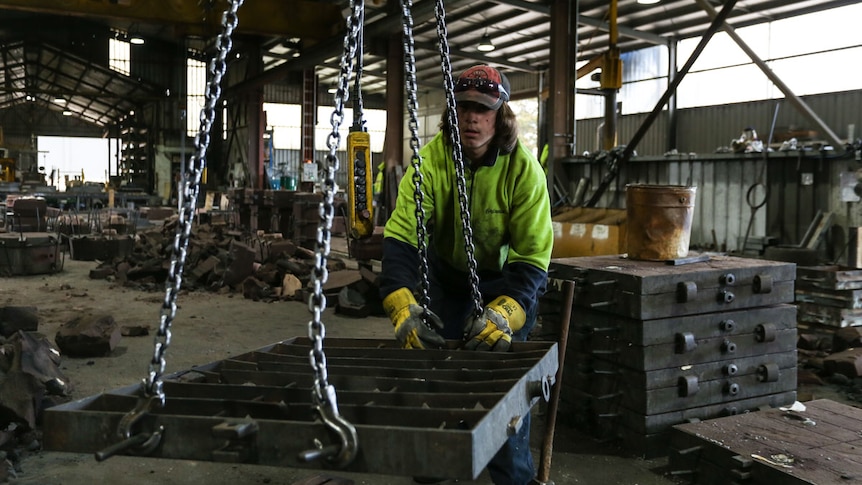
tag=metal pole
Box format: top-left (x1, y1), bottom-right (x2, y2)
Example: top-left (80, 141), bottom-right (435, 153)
top-left (535, 279), bottom-right (576, 485)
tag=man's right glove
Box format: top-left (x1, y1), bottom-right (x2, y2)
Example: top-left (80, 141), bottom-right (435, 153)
top-left (382, 288), bottom-right (446, 349)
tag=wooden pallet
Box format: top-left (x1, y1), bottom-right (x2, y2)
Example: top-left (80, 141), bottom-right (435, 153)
top-left (669, 399), bottom-right (862, 484)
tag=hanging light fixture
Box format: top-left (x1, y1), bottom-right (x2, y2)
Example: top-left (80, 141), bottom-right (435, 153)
top-left (128, 25), bottom-right (145, 45)
top-left (477, 31), bottom-right (495, 53)
top-left (637, 0), bottom-right (660, 4)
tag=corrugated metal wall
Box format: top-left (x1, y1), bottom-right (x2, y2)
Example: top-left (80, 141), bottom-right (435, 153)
top-left (576, 90), bottom-right (862, 157)
top-left (563, 154), bottom-right (768, 252)
top-left (566, 90), bottom-right (862, 255)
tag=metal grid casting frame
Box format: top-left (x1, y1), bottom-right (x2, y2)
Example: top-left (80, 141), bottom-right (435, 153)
top-left (43, 337), bottom-right (559, 480)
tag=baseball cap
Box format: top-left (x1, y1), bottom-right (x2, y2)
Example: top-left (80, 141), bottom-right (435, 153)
top-left (454, 65), bottom-right (510, 110)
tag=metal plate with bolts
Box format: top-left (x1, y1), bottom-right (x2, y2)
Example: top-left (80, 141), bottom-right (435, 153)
top-left (43, 337), bottom-right (558, 480)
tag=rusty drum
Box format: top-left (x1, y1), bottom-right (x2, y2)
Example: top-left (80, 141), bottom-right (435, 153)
top-left (625, 184), bottom-right (696, 261)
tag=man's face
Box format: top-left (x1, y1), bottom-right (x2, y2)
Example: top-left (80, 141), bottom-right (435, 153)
top-left (456, 101), bottom-right (497, 160)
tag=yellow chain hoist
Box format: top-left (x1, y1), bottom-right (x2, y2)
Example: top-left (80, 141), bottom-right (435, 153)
top-left (346, 127), bottom-right (373, 239)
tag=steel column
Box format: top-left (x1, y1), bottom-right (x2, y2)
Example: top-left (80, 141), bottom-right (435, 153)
top-left (301, 70), bottom-right (316, 164)
top-left (547, 0), bottom-right (575, 206)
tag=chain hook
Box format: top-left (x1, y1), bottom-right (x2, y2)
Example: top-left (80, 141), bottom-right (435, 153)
top-left (298, 385), bottom-right (359, 466)
top-left (117, 393), bottom-right (164, 451)
top-left (95, 392), bottom-right (164, 461)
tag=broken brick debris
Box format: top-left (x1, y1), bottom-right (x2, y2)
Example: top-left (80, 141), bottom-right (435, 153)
top-left (84, 218), bottom-right (384, 313)
top-left (54, 313), bottom-right (121, 358)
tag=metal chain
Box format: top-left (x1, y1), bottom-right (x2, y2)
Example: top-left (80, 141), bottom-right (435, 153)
top-left (144, 0), bottom-right (243, 403)
top-left (352, 5), bottom-right (365, 131)
top-left (434, 0), bottom-right (483, 318)
top-left (400, 0), bottom-right (432, 314)
top-left (301, 0), bottom-right (361, 467)
top-left (311, 0), bottom-right (359, 410)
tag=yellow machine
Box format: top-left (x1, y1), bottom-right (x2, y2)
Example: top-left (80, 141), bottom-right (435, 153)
top-left (346, 129), bottom-right (373, 239)
top-left (0, 156), bottom-right (15, 182)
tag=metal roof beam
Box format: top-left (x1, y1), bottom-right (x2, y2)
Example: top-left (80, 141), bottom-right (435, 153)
top-left (578, 15), bottom-right (667, 45)
top-left (413, 42), bottom-right (538, 73)
top-left (0, 0), bottom-right (343, 40)
top-left (227, 0), bottom-right (472, 96)
top-left (485, 0), bottom-right (550, 15)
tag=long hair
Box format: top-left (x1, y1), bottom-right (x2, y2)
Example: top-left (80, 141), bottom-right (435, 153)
top-left (439, 102), bottom-right (519, 155)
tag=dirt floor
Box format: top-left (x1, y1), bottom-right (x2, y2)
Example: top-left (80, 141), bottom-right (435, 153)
top-left (2, 255), bottom-right (685, 485)
top-left (1, 251), bottom-right (856, 485)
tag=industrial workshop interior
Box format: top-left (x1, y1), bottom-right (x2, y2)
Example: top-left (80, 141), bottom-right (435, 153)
top-left (1, 0), bottom-right (862, 484)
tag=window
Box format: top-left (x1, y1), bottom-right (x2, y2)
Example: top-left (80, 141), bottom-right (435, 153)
top-left (108, 38), bottom-right (130, 75)
top-left (314, 107), bottom-right (387, 153)
top-left (186, 58), bottom-right (207, 137)
top-left (676, 4), bottom-right (862, 108)
top-left (262, 103), bottom-right (386, 154)
top-left (576, 3), bottom-right (862, 117)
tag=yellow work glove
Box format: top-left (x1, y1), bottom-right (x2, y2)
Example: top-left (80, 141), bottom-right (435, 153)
top-left (382, 288), bottom-right (446, 350)
top-left (463, 296), bottom-right (526, 352)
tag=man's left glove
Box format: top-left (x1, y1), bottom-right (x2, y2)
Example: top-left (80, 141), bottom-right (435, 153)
top-left (463, 295), bottom-right (526, 352)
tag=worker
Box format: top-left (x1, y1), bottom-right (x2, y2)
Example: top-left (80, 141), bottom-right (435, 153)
top-left (372, 160), bottom-right (384, 211)
top-left (379, 65), bottom-right (553, 484)
top-left (538, 143), bottom-right (549, 175)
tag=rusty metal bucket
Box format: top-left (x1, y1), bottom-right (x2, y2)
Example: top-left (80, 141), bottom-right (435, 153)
top-left (625, 184), bottom-right (696, 261)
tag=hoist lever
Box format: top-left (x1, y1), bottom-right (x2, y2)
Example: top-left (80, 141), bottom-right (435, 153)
top-left (95, 432), bottom-right (152, 462)
top-left (299, 384), bottom-right (358, 467)
top-left (96, 394), bottom-right (164, 461)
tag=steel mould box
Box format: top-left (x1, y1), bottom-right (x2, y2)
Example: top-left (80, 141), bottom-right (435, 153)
top-left (0, 232), bottom-right (62, 276)
top-left (550, 254), bottom-right (796, 320)
top-left (668, 399), bottom-right (862, 485)
top-left (67, 235), bottom-right (134, 261)
top-left (549, 254), bottom-right (798, 457)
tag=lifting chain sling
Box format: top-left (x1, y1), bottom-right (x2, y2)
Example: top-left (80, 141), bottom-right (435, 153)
top-left (401, 0), bottom-right (484, 325)
top-left (99, 0), bottom-right (358, 466)
top-left (399, 0), bottom-right (433, 318)
top-left (433, 0), bottom-right (484, 320)
top-left (299, 0), bottom-right (363, 467)
top-left (96, 0), bottom-right (244, 461)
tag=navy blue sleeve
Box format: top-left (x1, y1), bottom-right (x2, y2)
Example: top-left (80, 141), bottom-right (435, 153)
top-left (380, 236), bottom-right (548, 315)
top-left (379, 237), bottom-right (421, 299)
top-left (483, 261), bottom-right (548, 314)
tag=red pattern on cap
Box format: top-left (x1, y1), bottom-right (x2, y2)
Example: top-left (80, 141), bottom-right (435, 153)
top-left (454, 65), bottom-right (509, 110)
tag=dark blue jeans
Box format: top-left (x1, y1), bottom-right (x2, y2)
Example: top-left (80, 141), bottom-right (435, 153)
top-left (427, 277), bottom-right (537, 485)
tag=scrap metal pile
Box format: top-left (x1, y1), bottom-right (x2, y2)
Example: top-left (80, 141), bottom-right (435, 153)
top-left (84, 215), bottom-right (381, 314)
top-left (0, 310), bottom-right (70, 481)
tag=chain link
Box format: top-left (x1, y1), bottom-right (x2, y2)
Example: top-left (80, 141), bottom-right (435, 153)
top-left (144, 0), bottom-right (243, 404)
top-left (301, 0), bottom-right (361, 466)
top-left (310, 0), bottom-right (360, 406)
top-left (434, 0), bottom-right (484, 318)
top-left (400, 0), bottom-right (432, 314)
